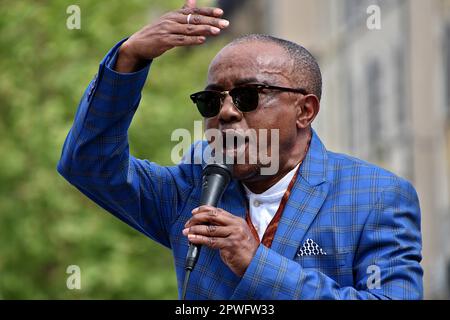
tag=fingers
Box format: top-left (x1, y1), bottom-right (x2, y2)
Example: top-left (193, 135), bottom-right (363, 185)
top-left (172, 12), bottom-right (229, 29)
top-left (192, 205), bottom-right (235, 217)
top-left (183, 224), bottom-right (232, 238)
top-left (183, 206), bottom-right (237, 249)
top-left (170, 23), bottom-right (222, 37)
top-left (179, 7), bottom-right (224, 18)
top-left (182, 205), bottom-right (258, 277)
top-left (159, 11), bottom-right (228, 43)
top-left (187, 233), bottom-right (227, 249)
top-left (185, 206), bottom-right (235, 228)
top-left (166, 34), bottom-right (207, 46)
top-left (145, 7), bottom-right (229, 55)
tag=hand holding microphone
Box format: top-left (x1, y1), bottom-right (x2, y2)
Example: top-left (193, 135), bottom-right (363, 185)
top-left (182, 162), bottom-right (259, 277)
top-left (180, 159), bottom-right (259, 299)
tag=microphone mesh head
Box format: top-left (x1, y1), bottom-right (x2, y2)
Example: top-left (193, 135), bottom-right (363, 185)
top-left (204, 149), bottom-right (234, 173)
top-left (202, 162), bottom-right (233, 181)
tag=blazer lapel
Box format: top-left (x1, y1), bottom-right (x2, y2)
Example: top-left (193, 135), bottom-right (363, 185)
top-left (270, 130), bottom-right (330, 259)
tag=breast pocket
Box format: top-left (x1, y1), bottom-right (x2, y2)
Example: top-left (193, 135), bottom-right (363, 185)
top-left (296, 251), bottom-right (351, 269)
top-left (295, 251), bottom-right (353, 285)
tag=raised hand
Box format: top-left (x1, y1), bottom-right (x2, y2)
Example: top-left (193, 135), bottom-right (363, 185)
top-left (115, 0), bottom-right (229, 72)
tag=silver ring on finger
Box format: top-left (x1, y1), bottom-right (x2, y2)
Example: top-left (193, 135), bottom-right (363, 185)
top-left (187, 13), bottom-right (192, 25)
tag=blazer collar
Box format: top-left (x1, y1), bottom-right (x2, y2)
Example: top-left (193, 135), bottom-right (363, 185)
top-left (269, 128), bottom-right (330, 258)
top-left (298, 129), bottom-right (328, 187)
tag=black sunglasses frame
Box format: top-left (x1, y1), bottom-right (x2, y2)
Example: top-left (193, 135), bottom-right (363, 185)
top-left (190, 84), bottom-right (308, 118)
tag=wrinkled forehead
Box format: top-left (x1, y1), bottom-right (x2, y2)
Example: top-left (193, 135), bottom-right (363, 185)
top-left (206, 41), bottom-right (293, 89)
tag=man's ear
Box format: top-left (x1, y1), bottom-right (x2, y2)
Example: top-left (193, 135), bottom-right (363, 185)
top-left (296, 94), bottom-right (320, 129)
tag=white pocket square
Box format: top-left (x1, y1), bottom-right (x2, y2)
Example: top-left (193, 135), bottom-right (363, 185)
top-left (297, 238), bottom-right (327, 256)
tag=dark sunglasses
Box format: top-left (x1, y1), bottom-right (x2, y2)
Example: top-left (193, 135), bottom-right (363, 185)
top-left (190, 84), bottom-right (308, 118)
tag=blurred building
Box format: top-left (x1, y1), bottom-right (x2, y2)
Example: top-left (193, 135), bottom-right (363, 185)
top-left (220, 0), bottom-right (450, 298)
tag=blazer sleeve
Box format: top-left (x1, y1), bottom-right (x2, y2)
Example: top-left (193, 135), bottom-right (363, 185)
top-left (57, 40), bottom-right (195, 248)
top-left (231, 178), bottom-right (423, 300)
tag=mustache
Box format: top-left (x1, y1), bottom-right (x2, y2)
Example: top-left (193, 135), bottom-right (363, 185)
top-left (200, 127), bottom-right (281, 175)
top-left (221, 129), bottom-right (250, 148)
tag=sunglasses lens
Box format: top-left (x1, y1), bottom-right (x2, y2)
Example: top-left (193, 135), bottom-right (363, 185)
top-left (190, 87), bottom-right (260, 118)
top-left (190, 91), bottom-right (221, 118)
top-left (230, 87), bottom-right (259, 112)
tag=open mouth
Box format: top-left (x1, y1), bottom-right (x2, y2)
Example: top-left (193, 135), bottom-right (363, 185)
top-left (220, 129), bottom-right (251, 161)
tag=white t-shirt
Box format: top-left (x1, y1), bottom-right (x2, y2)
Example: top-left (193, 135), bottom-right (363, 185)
top-left (243, 164), bottom-right (300, 240)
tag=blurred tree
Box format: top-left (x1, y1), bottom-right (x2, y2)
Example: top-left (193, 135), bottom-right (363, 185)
top-left (0, 0), bottom-right (228, 299)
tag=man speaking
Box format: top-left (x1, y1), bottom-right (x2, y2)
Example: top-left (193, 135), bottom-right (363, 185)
top-left (58, 0), bottom-right (423, 299)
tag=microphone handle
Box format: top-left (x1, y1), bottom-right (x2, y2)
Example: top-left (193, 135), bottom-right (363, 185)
top-left (185, 172), bottom-right (229, 270)
top-left (182, 164), bottom-right (232, 299)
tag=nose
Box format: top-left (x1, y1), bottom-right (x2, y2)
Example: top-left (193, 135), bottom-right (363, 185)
top-left (218, 93), bottom-right (242, 124)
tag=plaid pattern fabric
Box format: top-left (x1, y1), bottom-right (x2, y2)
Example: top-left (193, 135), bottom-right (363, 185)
top-left (57, 41), bottom-right (423, 300)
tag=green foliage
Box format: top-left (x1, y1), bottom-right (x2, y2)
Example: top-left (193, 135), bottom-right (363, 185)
top-left (0, 0), bottom-right (228, 299)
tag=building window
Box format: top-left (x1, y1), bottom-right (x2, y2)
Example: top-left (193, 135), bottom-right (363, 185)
top-left (395, 47), bottom-right (407, 125)
top-left (445, 23), bottom-right (450, 119)
top-left (366, 60), bottom-right (384, 161)
top-left (346, 73), bottom-right (355, 152)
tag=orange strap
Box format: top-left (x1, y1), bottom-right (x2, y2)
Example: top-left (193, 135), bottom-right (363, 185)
top-left (245, 167), bottom-right (300, 248)
top-left (245, 135), bottom-right (311, 248)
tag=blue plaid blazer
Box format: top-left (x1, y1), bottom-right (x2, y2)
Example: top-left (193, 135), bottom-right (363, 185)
top-left (58, 41), bottom-right (423, 299)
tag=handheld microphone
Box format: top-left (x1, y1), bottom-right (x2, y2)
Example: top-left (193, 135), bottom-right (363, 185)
top-left (181, 162), bottom-right (233, 299)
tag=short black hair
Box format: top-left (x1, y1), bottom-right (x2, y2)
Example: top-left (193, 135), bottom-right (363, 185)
top-left (230, 34), bottom-right (322, 100)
